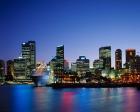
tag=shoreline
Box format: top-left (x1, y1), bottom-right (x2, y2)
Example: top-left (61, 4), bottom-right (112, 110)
top-left (48, 83), bottom-right (140, 88)
top-left (1, 82), bottom-right (140, 89)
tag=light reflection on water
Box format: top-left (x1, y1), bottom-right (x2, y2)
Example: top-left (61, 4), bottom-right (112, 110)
top-left (0, 85), bottom-right (140, 112)
top-left (12, 85), bottom-right (33, 112)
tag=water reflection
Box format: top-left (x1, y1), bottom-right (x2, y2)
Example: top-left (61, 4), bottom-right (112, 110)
top-left (33, 87), bottom-right (48, 112)
top-left (60, 92), bottom-right (75, 112)
top-left (123, 88), bottom-right (140, 112)
top-left (11, 85), bottom-right (33, 112)
top-left (0, 86), bottom-right (140, 112)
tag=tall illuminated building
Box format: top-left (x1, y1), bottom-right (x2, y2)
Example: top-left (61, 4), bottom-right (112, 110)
top-left (125, 49), bottom-right (136, 71)
top-left (22, 41), bottom-right (36, 77)
top-left (99, 46), bottom-right (111, 69)
top-left (115, 49), bottom-right (122, 70)
top-left (56, 45), bottom-right (64, 73)
top-left (55, 45), bottom-right (64, 82)
top-left (56, 45), bottom-right (64, 60)
top-left (50, 57), bottom-right (57, 72)
top-left (14, 57), bottom-right (27, 79)
top-left (76, 56), bottom-right (89, 75)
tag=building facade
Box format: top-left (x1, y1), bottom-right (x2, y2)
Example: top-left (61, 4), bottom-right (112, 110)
top-left (14, 58), bottom-right (27, 79)
top-left (6, 60), bottom-right (14, 81)
top-left (76, 56), bottom-right (89, 75)
top-left (71, 62), bottom-right (77, 72)
top-left (7, 60), bottom-right (14, 75)
top-left (49, 45), bottom-right (65, 83)
top-left (93, 59), bottom-right (103, 70)
top-left (55, 45), bottom-right (64, 75)
top-left (99, 46), bottom-right (111, 69)
top-left (22, 41), bottom-right (36, 77)
top-left (115, 49), bottom-right (122, 70)
top-left (135, 55), bottom-right (140, 73)
top-left (64, 60), bottom-right (69, 71)
top-left (50, 56), bottom-right (57, 72)
top-left (125, 49), bottom-right (136, 71)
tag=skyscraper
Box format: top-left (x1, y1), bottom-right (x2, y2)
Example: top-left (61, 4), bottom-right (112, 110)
top-left (50, 57), bottom-right (57, 72)
top-left (56, 45), bottom-right (64, 59)
top-left (22, 41), bottom-right (36, 77)
top-left (115, 49), bottom-right (122, 70)
top-left (125, 49), bottom-right (136, 71)
top-left (76, 56), bottom-right (89, 75)
top-left (56, 45), bottom-right (64, 73)
top-left (55, 45), bottom-right (64, 82)
top-left (99, 46), bottom-right (111, 69)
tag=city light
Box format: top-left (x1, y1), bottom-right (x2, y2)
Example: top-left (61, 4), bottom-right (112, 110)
top-left (1, 42), bottom-right (140, 86)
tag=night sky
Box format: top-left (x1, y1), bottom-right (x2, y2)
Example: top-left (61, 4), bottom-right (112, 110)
top-left (1, 0), bottom-right (140, 67)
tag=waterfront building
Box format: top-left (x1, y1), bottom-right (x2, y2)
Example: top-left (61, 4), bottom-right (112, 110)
top-left (50, 57), bottom-right (57, 72)
top-left (22, 41), bottom-right (36, 77)
top-left (125, 49), bottom-right (136, 71)
top-left (55, 45), bottom-right (64, 75)
top-left (115, 49), bottom-right (122, 70)
top-left (50, 45), bottom-right (64, 83)
top-left (14, 57), bottom-right (27, 79)
top-left (99, 46), bottom-right (111, 69)
top-left (76, 56), bottom-right (89, 75)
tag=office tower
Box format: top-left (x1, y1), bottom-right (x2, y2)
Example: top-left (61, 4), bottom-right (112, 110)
top-left (71, 62), bottom-right (77, 72)
top-left (0, 60), bottom-right (5, 78)
top-left (50, 57), bottom-right (57, 72)
top-left (6, 60), bottom-right (14, 81)
top-left (99, 46), bottom-right (111, 69)
top-left (115, 49), bottom-right (122, 70)
top-left (76, 56), bottom-right (89, 75)
top-left (56, 45), bottom-right (64, 74)
top-left (125, 49), bottom-right (136, 71)
top-left (56, 45), bottom-right (64, 60)
top-left (22, 41), bottom-right (36, 77)
top-left (14, 57), bottom-right (27, 79)
top-left (52, 45), bottom-right (64, 83)
top-left (135, 55), bottom-right (140, 73)
top-left (93, 59), bottom-right (103, 69)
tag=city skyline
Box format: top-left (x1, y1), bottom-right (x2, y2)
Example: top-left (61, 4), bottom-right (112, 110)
top-left (1, 1), bottom-right (140, 112)
top-left (1, 0), bottom-right (140, 67)
top-left (1, 41), bottom-right (140, 68)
